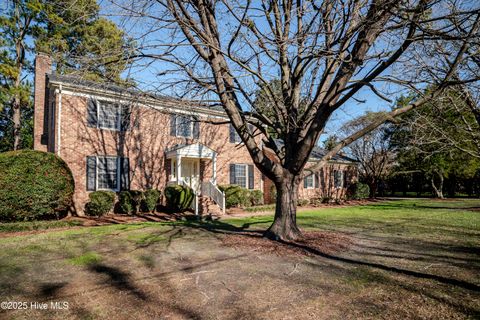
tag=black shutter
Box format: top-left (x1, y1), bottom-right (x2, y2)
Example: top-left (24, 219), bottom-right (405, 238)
top-left (170, 114), bottom-right (177, 136)
top-left (86, 156), bottom-right (97, 191)
top-left (229, 124), bottom-right (236, 143)
top-left (315, 172), bottom-right (319, 188)
top-left (193, 118), bottom-right (200, 139)
top-left (304, 176), bottom-right (308, 189)
top-left (248, 164), bottom-right (254, 189)
top-left (87, 98), bottom-right (98, 127)
top-left (229, 164), bottom-right (236, 185)
top-left (120, 157), bottom-right (130, 190)
top-left (121, 105), bottom-right (131, 131)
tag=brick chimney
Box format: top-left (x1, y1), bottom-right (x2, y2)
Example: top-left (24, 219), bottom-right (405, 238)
top-left (33, 53), bottom-right (52, 151)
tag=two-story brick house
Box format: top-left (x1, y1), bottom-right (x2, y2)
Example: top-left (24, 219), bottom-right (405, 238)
top-left (33, 54), bottom-right (357, 215)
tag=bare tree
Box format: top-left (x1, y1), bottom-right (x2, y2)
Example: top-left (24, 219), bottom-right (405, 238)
top-left (340, 114), bottom-right (392, 198)
top-left (112, 0), bottom-right (480, 240)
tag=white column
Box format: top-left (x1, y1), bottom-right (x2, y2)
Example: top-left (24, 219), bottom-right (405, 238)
top-left (212, 152), bottom-right (217, 184)
top-left (177, 155), bottom-right (182, 184)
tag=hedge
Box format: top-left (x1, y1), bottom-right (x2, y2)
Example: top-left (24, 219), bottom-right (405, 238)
top-left (141, 189), bottom-right (161, 213)
top-left (85, 191), bottom-right (115, 216)
top-left (164, 185), bottom-right (194, 211)
top-left (219, 185), bottom-right (264, 208)
top-left (0, 150), bottom-right (74, 221)
top-left (347, 182), bottom-right (370, 200)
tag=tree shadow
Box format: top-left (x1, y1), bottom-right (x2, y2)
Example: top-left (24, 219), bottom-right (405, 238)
top-left (181, 219), bottom-right (480, 293)
top-left (88, 263), bottom-right (149, 301)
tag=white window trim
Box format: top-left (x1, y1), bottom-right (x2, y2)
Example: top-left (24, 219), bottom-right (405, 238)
top-left (230, 124), bottom-right (243, 144)
top-left (233, 163), bottom-right (249, 189)
top-left (96, 100), bottom-right (123, 131)
top-left (95, 156), bottom-right (121, 192)
top-left (304, 174), bottom-right (315, 189)
top-left (175, 115), bottom-right (195, 138)
top-left (334, 170), bottom-right (344, 189)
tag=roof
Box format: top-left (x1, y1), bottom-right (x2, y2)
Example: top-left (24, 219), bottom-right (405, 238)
top-left (272, 139), bottom-right (356, 163)
top-left (47, 73), bottom-right (224, 114)
top-left (310, 146), bottom-right (357, 163)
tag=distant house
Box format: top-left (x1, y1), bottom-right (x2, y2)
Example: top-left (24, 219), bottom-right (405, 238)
top-left (33, 54), bottom-right (357, 215)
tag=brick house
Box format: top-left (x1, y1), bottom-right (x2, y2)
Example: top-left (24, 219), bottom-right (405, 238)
top-left (33, 54), bottom-right (357, 215)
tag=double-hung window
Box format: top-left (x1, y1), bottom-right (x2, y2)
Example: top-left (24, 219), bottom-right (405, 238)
top-left (177, 115), bottom-right (193, 138)
top-left (98, 102), bottom-right (121, 130)
top-left (229, 124), bottom-right (242, 143)
top-left (304, 174), bottom-right (314, 189)
top-left (86, 156), bottom-right (130, 191)
top-left (87, 98), bottom-right (131, 131)
top-left (230, 164), bottom-right (254, 189)
top-left (334, 170), bottom-right (344, 188)
top-left (171, 114), bottom-right (199, 138)
top-left (97, 157), bottom-right (119, 190)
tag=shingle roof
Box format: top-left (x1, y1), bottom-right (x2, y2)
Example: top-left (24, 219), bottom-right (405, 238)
top-left (273, 139), bottom-right (356, 163)
top-left (47, 73), bottom-right (224, 113)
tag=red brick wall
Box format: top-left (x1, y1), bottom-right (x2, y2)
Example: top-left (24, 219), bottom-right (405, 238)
top-left (56, 93), bottom-right (262, 214)
top-left (33, 54), bottom-right (52, 152)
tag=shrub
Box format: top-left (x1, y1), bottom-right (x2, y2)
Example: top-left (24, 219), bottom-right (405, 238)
top-left (141, 189), bottom-right (161, 212)
top-left (164, 185), bottom-right (194, 211)
top-left (117, 191), bottom-right (135, 215)
top-left (85, 191), bottom-right (115, 216)
top-left (347, 182), bottom-right (370, 200)
top-left (298, 199), bottom-right (310, 206)
top-left (0, 150), bottom-right (74, 222)
top-left (249, 190), bottom-right (264, 206)
top-left (220, 185), bottom-right (251, 208)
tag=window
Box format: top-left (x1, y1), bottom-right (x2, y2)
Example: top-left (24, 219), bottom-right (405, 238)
top-left (177, 115), bottom-right (193, 137)
top-left (235, 165), bottom-right (247, 188)
top-left (87, 99), bottom-right (130, 131)
top-left (230, 164), bottom-right (254, 189)
top-left (334, 170), bottom-right (344, 188)
top-left (229, 124), bottom-right (242, 143)
top-left (97, 157), bottom-right (119, 190)
top-left (304, 174), bottom-right (314, 189)
top-left (171, 114), bottom-right (199, 138)
top-left (86, 156), bottom-right (130, 191)
top-left (98, 102), bottom-right (121, 130)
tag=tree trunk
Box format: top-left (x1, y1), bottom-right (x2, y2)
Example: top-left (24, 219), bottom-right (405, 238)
top-left (431, 172), bottom-right (444, 199)
top-left (264, 173), bottom-right (303, 241)
top-left (368, 181), bottom-right (377, 198)
top-left (12, 95), bottom-right (21, 150)
top-left (13, 34), bottom-right (23, 150)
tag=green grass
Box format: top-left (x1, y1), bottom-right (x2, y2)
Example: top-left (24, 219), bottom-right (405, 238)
top-left (0, 219), bottom-right (83, 233)
top-left (68, 252), bottom-right (102, 266)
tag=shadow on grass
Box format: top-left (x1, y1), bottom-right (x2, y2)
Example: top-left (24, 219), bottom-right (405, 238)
top-left (181, 219), bottom-right (480, 293)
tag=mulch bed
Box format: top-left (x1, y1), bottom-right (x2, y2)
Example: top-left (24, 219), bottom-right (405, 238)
top-left (222, 231), bottom-right (353, 257)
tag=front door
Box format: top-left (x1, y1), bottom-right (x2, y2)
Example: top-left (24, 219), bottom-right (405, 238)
top-left (181, 159), bottom-right (199, 190)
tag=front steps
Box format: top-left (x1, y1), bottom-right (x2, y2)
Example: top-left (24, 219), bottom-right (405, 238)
top-left (198, 195), bottom-right (224, 216)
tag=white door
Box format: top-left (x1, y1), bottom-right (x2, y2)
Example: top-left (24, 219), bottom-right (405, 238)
top-left (181, 159), bottom-right (199, 190)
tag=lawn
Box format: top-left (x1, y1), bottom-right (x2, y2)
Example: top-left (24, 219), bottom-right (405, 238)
top-left (0, 199), bottom-right (479, 319)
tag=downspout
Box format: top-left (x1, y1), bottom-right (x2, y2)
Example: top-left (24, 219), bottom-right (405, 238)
top-left (56, 84), bottom-right (62, 156)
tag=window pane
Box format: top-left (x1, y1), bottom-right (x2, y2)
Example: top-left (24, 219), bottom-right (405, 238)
top-left (235, 164), bottom-right (247, 188)
top-left (98, 102), bottom-right (120, 130)
top-left (98, 157), bottom-right (118, 189)
top-left (305, 175), bottom-right (314, 188)
top-left (176, 116), bottom-right (192, 137)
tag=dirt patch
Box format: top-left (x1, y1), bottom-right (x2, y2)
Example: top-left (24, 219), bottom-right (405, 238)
top-left (222, 231), bottom-right (353, 257)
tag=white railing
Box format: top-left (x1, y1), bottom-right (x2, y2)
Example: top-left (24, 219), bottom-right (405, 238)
top-left (202, 180), bottom-right (225, 214)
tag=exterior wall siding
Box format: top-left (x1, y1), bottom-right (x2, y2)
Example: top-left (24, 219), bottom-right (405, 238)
top-left (57, 94), bottom-right (262, 214)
